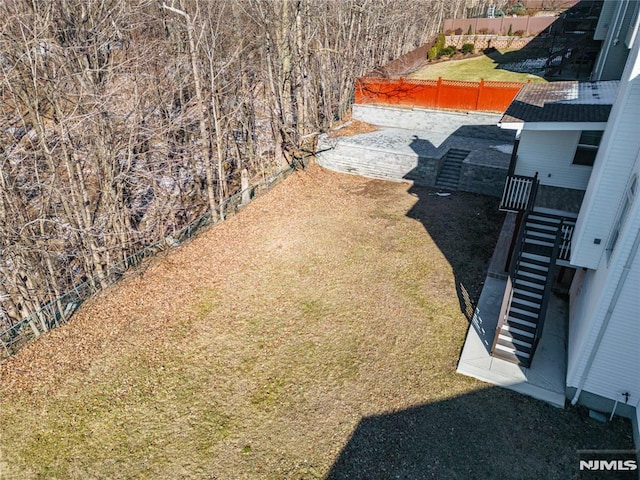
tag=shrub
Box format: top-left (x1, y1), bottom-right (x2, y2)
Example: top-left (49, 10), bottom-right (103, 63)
top-left (428, 46), bottom-right (438, 61)
top-left (461, 43), bottom-right (475, 54)
top-left (435, 34), bottom-right (446, 52)
top-left (444, 29), bottom-right (454, 36)
top-left (507, 24), bottom-right (513, 36)
top-left (441, 45), bottom-right (457, 56)
top-left (477, 27), bottom-right (489, 35)
top-left (467, 25), bottom-right (473, 35)
top-left (454, 27), bottom-right (463, 35)
top-left (510, 2), bottom-right (527, 15)
top-left (514, 30), bottom-right (526, 37)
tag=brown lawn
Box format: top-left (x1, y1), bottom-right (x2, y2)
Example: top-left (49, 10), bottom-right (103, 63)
top-left (0, 164), bottom-right (632, 479)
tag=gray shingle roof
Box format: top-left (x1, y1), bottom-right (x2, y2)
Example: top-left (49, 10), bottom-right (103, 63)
top-left (500, 80), bottom-right (619, 124)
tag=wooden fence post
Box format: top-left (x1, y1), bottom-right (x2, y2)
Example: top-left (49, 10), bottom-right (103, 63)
top-left (241, 169), bottom-right (250, 206)
top-left (476, 79), bottom-right (484, 111)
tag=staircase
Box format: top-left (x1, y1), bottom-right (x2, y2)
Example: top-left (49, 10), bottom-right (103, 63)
top-left (492, 211), bottom-right (575, 367)
top-left (435, 149), bottom-right (469, 190)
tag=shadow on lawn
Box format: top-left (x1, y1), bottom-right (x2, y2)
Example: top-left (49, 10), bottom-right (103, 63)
top-left (481, 0), bottom-right (602, 81)
top-left (326, 386), bottom-right (634, 480)
top-left (404, 128), bottom-right (508, 322)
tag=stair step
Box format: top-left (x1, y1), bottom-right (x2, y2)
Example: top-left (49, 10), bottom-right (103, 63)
top-left (524, 233), bottom-right (556, 245)
top-left (522, 245), bottom-right (554, 258)
top-left (448, 149), bottom-right (470, 155)
top-left (520, 252), bottom-right (551, 264)
top-left (525, 221), bottom-right (559, 231)
top-left (511, 300), bottom-right (541, 314)
top-left (514, 272), bottom-right (547, 284)
top-left (501, 324), bottom-right (535, 339)
top-left (526, 218), bottom-right (562, 230)
top-left (513, 281), bottom-right (545, 296)
top-left (527, 213), bottom-right (563, 225)
top-left (516, 269), bottom-right (547, 283)
top-left (492, 347), bottom-right (531, 366)
top-left (440, 165), bottom-right (462, 175)
top-left (498, 333), bottom-right (533, 349)
top-left (531, 209), bottom-right (576, 220)
top-left (503, 323), bottom-right (536, 340)
top-left (513, 290), bottom-right (544, 304)
top-left (525, 226), bottom-right (557, 238)
top-left (510, 296), bottom-right (541, 310)
top-left (518, 263), bottom-right (549, 276)
top-left (494, 343), bottom-right (530, 358)
top-left (508, 311), bottom-right (538, 327)
top-left (438, 172), bottom-right (461, 179)
top-left (510, 306), bottom-right (540, 321)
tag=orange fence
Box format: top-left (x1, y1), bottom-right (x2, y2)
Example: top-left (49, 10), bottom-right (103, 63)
top-left (354, 77), bottom-right (525, 113)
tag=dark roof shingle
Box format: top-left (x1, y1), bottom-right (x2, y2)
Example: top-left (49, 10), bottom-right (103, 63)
top-left (500, 80), bottom-right (618, 124)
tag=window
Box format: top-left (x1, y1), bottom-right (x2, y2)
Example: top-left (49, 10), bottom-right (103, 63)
top-left (573, 131), bottom-right (603, 166)
top-left (606, 174), bottom-right (638, 260)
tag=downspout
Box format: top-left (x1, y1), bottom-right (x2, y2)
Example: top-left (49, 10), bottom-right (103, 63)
top-left (593, 0), bottom-right (626, 80)
top-left (571, 222), bottom-right (640, 406)
top-left (508, 134), bottom-right (520, 176)
top-left (614, 0), bottom-right (631, 46)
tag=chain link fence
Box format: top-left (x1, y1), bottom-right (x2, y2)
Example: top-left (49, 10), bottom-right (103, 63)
top-left (0, 165), bottom-right (295, 359)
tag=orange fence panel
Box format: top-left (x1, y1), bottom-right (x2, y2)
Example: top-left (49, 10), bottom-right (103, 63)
top-left (477, 80), bottom-right (525, 112)
top-left (355, 77), bottom-right (524, 113)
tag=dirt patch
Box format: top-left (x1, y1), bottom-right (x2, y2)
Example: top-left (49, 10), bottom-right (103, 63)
top-left (327, 119), bottom-right (378, 138)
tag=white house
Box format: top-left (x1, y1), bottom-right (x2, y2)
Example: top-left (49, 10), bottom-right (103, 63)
top-left (461, 0), bottom-right (640, 442)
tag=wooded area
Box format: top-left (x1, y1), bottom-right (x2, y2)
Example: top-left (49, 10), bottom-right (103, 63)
top-left (0, 0), bottom-right (491, 334)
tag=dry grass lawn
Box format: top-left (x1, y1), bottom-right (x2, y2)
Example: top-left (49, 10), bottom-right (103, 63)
top-left (0, 164), bottom-right (633, 479)
top-left (410, 49), bottom-right (547, 83)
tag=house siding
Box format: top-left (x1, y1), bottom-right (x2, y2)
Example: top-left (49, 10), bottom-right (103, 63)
top-left (568, 235), bottom-right (640, 403)
top-left (567, 261), bottom-right (610, 385)
top-left (514, 130), bottom-right (592, 190)
top-left (571, 40), bottom-right (640, 270)
top-left (567, 164), bottom-right (640, 404)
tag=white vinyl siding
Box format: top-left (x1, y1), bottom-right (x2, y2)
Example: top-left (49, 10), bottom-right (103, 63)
top-left (514, 130), bottom-right (593, 190)
top-left (568, 236), bottom-right (640, 403)
top-left (567, 165), bottom-right (640, 402)
top-left (572, 43), bottom-right (640, 269)
top-left (567, 263), bottom-right (610, 385)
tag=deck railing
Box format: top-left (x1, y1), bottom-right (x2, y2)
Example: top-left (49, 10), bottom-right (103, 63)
top-left (558, 219), bottom-right (576, 262)
top-left (499, 173), bottom-right (539, 212)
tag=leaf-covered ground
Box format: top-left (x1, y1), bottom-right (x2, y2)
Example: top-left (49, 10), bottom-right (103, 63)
top-left (0, 164), bottom-right (633, 479)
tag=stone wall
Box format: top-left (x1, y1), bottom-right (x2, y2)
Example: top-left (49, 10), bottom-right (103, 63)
top-left (458, 161), bottom-right (509, 197)
top-left (316, 137), bottom-right (443, 187)
top-left (445, 35), bottom-right (537, 51)
top-left (536, 185), bottom-right (585, 213)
